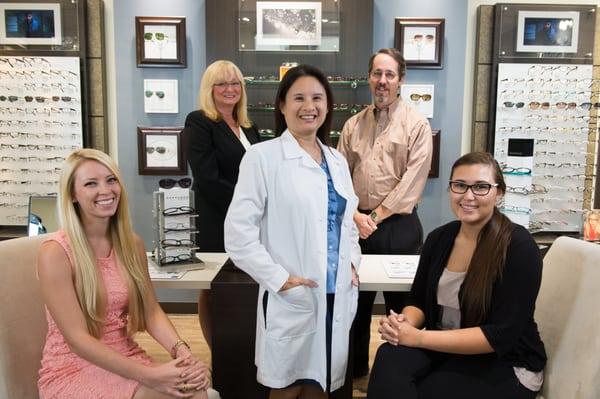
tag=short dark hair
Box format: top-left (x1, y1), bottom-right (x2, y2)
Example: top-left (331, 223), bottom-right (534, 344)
top-left (368, 48), bottom-right (406, 79)
top-left (274, 64), bottom-right (334, 146)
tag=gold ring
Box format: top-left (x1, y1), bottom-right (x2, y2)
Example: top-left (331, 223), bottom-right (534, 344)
top-left (179, 384), bottom-right (189, 393)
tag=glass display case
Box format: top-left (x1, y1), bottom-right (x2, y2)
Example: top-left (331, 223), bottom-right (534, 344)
top-left (238, 0), bottom-right (341, 52)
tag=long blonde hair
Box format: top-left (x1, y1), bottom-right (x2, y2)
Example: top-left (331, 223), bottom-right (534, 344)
top-left (197, 60), bottom-right (252, 128)
top-left (58, 149), bottom-right (149, 337)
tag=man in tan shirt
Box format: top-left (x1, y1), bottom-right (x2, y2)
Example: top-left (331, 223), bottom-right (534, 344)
top-left (337, 48), bottom-right (433, 379)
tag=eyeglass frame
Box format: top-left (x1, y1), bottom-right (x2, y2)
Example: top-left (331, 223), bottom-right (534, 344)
top-left (448, 181), bottom-right (499, 196)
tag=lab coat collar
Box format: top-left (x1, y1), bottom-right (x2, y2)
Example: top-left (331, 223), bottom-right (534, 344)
top-left (281, 129), bottom-right (322, 169)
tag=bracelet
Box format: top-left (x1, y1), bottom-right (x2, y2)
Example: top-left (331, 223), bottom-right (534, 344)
top-left (170, 339), bottom-right (190, 359)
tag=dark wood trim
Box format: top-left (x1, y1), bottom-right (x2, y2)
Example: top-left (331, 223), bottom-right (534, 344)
top-left (135, 16), bottom-right (187, 68)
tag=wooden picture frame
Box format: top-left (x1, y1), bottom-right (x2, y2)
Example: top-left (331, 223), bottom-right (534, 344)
top-left (429, 129), bottom-right (440, 178)
top-left (137, 127), bottom-right (186, 175)
top-left (135, 16), bottom-right (186, 68)
top-left (394, 18), bottom-right (444, 69)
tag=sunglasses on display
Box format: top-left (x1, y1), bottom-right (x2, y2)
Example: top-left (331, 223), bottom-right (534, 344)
top-left (413, 34), bottom-right (435, 42)
top-left (0, 95), bottom-right (18, 102)
top-left (144, 32), bottom-right (166, 41)
top-left (146, 146), bottom-right (167, 154)
top-left (410, 93), bottom-right (432, 101)
top-left (449, 181), bottom-right (498, 196)
top-left (579, 102), bottom-right (600, 110)
top-left (528, 101), bottom-right (551, 110)
top-left (503, 101), bottom-right (525, 108)
top-left (159, 178), bottom-right (192, 189)
top-left (145, 90), bottom-right (165, 99)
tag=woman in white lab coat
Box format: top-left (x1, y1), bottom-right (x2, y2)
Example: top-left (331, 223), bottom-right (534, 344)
top-left (224, 65), bottom-right (361, 398)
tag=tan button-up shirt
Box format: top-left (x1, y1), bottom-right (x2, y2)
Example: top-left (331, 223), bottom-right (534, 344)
top-left (337, 97), bottom-right (432, 214)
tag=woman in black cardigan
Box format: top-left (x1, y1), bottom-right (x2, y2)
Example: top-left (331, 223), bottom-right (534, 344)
top-left (184, 60), bottom-right (259, 348)
top-left (368, 152), bottom-right (546, 399)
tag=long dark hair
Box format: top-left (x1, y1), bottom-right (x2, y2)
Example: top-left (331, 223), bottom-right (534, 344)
top-left (274, 64), bottom-right (334, 146)
top-left (451, 152), bottom-right (515, 327)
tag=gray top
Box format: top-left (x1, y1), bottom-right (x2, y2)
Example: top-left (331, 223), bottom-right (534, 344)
top-left (436, 267), bottom-right (543, 392)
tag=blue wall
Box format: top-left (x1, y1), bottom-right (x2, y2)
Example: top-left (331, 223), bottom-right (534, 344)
top-left (373, 0), bottom-right (468, 235)
top-left (113, 1), bottom-right (206, 246)
top-left (113, 0), bottom-right (467, 248)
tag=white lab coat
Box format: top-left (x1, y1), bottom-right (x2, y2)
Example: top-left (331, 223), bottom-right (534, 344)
top-left (224, 130), bottom-right (361, 391)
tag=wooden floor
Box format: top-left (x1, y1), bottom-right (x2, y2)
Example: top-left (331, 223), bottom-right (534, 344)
top-left (134, 314), bottom-right (385, 398)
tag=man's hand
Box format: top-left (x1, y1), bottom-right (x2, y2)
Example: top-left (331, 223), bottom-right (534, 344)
top-left (354, 212), bottom-right (377, 239)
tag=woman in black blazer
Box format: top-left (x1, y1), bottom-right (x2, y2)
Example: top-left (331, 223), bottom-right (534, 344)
top-left (184, 60), bottom-right (259, 347)
top-left (368, 152), bottom-right (546, 399)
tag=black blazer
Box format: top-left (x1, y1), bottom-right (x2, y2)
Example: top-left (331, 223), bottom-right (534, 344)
top-left (406, 221), bottom-right (547, 372)
top-left (184, 110), bottom-right (260, 251)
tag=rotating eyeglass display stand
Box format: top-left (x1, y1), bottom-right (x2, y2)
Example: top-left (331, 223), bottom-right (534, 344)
top-left (152, 189), bottom-right (204, 271)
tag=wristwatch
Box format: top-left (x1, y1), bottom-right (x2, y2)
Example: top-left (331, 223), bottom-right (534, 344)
top-left (369, 211), bottom-right (379, 223)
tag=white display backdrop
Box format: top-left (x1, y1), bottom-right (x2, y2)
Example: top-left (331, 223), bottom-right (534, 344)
top-left (494, 63), bottom-right (596, 233)
top-left (0, 56), bottom-right (83, 226)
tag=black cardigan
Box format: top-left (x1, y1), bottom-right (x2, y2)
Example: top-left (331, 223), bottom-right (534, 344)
top-left (406, 220), bottom-right (547, 372)
top-left (184, 110), bottom-right (260, 251)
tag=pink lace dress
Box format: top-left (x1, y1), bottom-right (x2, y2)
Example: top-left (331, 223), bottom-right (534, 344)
top-left (38, 230), bottom-right (153, 399)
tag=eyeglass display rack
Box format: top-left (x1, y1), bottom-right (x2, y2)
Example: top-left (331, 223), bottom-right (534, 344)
top-left (493, 63), bottom-right (598, 233)
top-left (244, 76), bottom-right (371, 145)
top-left (0, 56), bottom-right (84, 226)
top-left (152, 190), bottom-right (203, 268)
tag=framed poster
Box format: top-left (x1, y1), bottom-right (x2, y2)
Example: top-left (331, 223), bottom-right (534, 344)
top-left (256, 1), bottom-right (321, 46)
top-left (516, 11), bottom-right (579, 53)
top-left (135, 16), bottom-right (186, 68)
top-left (143, 79), bottom-right (178, 114)
top-left (583, 210), bottom-right (600, 241)
top-left (0, 3), bottom-right (62, 45)
top-left (137, 127), bottom-right (186, 175)
top-left (394, 18), bottom-right (444, 69)
top-left (401, 83), bottom-right (434, 118)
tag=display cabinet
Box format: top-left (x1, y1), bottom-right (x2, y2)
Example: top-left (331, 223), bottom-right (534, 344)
top-left (243, 77), bottom-right (371, 144)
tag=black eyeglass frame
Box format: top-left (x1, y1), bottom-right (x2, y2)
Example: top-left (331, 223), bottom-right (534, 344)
top-left (448, 181), bottom-right (499, 196)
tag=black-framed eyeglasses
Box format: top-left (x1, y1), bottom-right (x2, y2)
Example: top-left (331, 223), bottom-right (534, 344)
top-left (159, 178), bottom-right (192, 189)
top-left (161, 239), bottom-right (195, 247)
top-left (449, 181), bottom-right (499, 196)
top-left (160, 254), bottom-right (193, 264)
top-left (163, 206), bottom-right (195, 216)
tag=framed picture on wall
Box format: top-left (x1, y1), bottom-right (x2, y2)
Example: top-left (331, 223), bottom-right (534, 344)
top-left (394, 18), bottom-right (444, 69)
top-left (401, 83), bottom-right (434, 118)
top-left (135, 16), bottom-right (186, 68)
top-left (0, 3), bottom-right (62, 45)
top-left (143, 79), bottom-right (179, 113)
top-left (516, 11), bottom-right (579, 53)
top-left (255, 1), bottom-right (322, 47)
top-left (137, 127), bottom-right (187, 175)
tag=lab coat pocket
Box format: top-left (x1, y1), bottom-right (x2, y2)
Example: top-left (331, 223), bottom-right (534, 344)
top-left (266, 285), bottom-right (316, 339)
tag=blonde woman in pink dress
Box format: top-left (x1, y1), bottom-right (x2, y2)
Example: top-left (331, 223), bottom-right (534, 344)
top-left (37, 149), bottom-right (214, 399)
